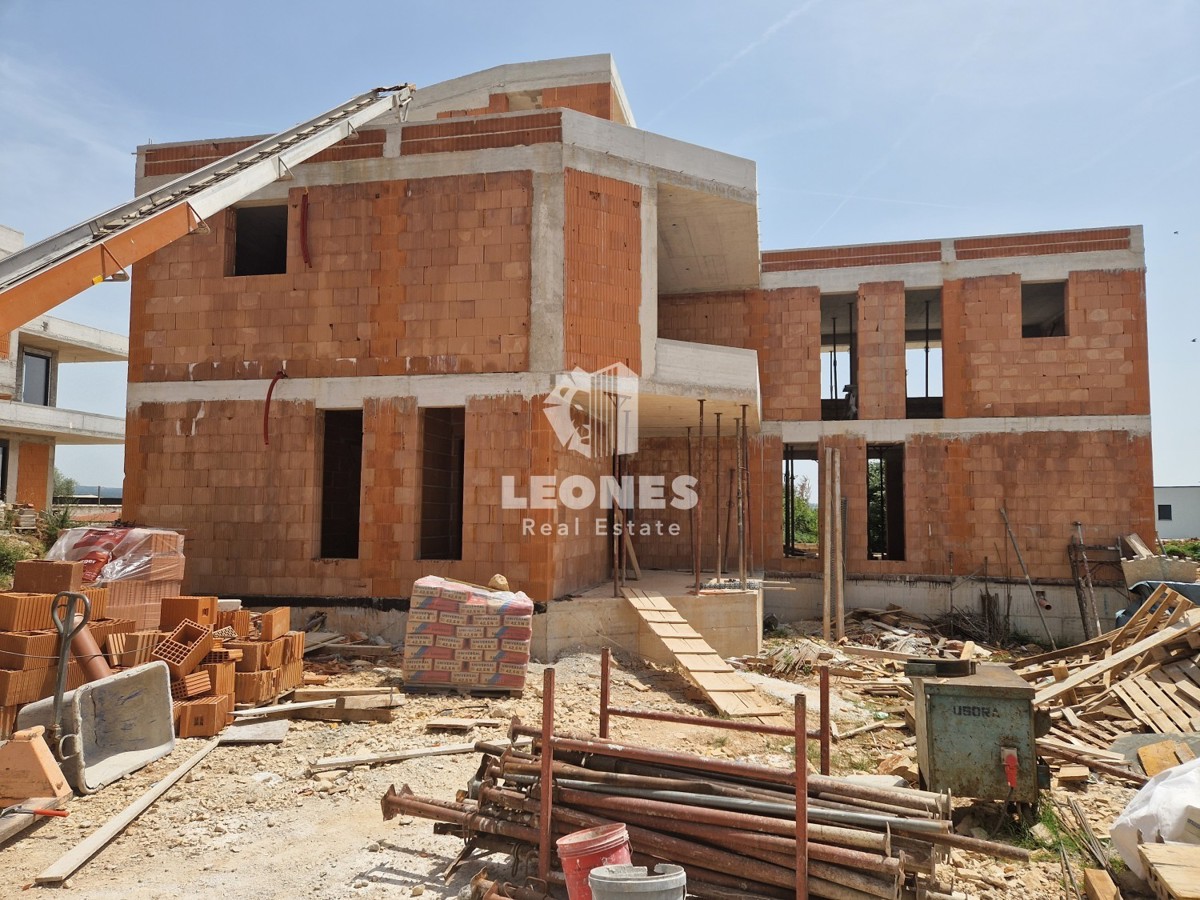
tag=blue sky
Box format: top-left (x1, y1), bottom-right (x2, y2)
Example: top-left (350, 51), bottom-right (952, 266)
top-left (1, 0), bottom-right (1196, 491)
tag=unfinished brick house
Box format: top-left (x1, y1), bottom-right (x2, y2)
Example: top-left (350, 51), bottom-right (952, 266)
top-left (124, 55), bottom-right (1152, 639)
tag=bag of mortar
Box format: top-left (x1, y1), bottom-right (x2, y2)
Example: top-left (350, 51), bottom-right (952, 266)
top-left (1110, 755), bottom-right (1200, 878)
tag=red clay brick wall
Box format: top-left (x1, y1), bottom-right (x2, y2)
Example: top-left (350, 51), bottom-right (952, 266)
top-left (563, 169), bottom-right (642, 373)
top-left (401, 113), bottom-right (562, 155)
top-left (954, 227), bottom-right (1131, 260)
top-left (435, 83), bottom-right (616, 121)
top-left (759, 430), bottom-right (1154, 582)
top-left (626, 434), bottom-right (775, 575)
top-left (123, 393), bottom-right (611, 602)
top-left (942, 270), bottom-right (1149, 418)
top-left (130, 172), bottom-right (532, 382)
top-left (763, 241), bottom-right (942, 272)
top-left (142, 132), bottom-right (385, 178)
top-left (658, 288), bottom-right (822, 421)
top-left (855, 282), bottom-right (907, 420)
top-left (16, 442), bottom-right (49, 508)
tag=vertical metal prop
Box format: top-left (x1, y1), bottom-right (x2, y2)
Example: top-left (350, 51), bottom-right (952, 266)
top-left (599, 648), bottom-right (611, 740)
top-left (538, 667), bottom-right (555, 882)
top-left (795, 694), bottom-right (809, 899)
top-left (612, 395), bottom-right (620, 599)
top-left (822, 446), bottom-right (832, 642)
top-left (1000, 507), bottom-right (1057, 649)
top-left (833, 449), bottom-right (844, 641)
top-left (819, 666), bottom-right (831, 776)
top-left (737, 416), bottom-right (747, 590)
top-left (715, 412), bottom-right (723, 586)
top-left (686, 427), bottom-right (696, 591)
top-left (696, 399), bottom-right (705, 594)
top-left (739, 403), bottom-right (748, 578)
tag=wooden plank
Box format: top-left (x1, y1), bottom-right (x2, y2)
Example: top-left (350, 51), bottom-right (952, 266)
top-left (1145, 671), bottom-right (1200, 731)
top-left (1111, 682), bottom-right (1170, 733)
top-left (661, 638), bottom-right (714, 654)
top-left (425, 717), bottom-right (506, 732)
top-left (36, 739), bottom-right (220, 884)
top-left (290, 687), bottom-right (403, 703)
top-left (960, 641), bottom-right (976, 661)
top-left (689, 672), bottom-right (757, 693)
top-left (309, 738), bottom-right (531, 773)
top-left (636, 610), bottom-right (687, 624)
top-left (1082, 868), bottom-right (1120, 900)
top-left (1056, 765), bottom-right (1091, 783)
top-left (673, 654), bottom-right (735, 673)
top-left (839, 645), bottom-right (916, 662)
top-left (291, 699), bottom-right (394, 723)
top-left (230, 699), bottom-right (337, 718)
top-left (648, 622), bottom-right (702, 639)
top-left (1036, 610), bottom-right (1200, 705)
top-left (1139, 740), bottom-right (1186, 777)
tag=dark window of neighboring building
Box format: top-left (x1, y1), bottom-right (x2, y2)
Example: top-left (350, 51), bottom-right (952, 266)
top-left (1021, 280), bottom-right (1067, 338)
top-left (0, 440), bottom-right (8, 499)
top-left (419, 407), bottom-right (465, 561)
top-left (867, 444), bottom-right (905, 560)
top-left (1158, 504), bottom-right (1173, 521)
top-left (228, 205), bottom-right (288, 276)
top-left (319, 410), bottom-right (363, 559)
top-left (21, 351), bottom-right (50, 406)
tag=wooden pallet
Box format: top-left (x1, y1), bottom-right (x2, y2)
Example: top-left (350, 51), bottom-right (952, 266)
top-left (622, 587), bottom-right (782, 721)
top-left (1139, 843), bottom-right (1200, 900)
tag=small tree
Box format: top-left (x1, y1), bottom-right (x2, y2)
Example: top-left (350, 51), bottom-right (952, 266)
top-left (53, 468), bottom-right (77, 500)
top-left (784, 474), bottom-right (819, 544)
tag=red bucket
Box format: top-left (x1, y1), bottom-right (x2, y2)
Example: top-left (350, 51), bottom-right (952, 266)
top-left (556, 823), bottom-right (633, 900)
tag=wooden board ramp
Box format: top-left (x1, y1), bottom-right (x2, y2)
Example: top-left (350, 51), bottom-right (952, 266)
top-left (622, 587), bottom-right (783, 721)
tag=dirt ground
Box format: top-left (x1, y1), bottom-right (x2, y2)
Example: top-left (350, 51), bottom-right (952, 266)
top-left (0, 648), bottom-right (1145, 899)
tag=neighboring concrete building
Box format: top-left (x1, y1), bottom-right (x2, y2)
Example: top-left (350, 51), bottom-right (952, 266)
top-left (1155, 486), bottom-right (1200, 540)
top-left (123, 55), bottom-right (1153, 640)
top-left (0, 226), bottom-right (127, 510)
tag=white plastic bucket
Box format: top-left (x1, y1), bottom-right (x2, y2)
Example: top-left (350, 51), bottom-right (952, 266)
top-left (588, 864), bottom-right (686, 900)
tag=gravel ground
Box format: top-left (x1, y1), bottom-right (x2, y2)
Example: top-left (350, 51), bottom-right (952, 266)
top-left (0, 649), bottom-right (1148, 899)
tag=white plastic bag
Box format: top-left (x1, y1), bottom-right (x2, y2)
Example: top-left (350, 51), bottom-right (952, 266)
top-left (1110, 755), bottom-right (1200, 878)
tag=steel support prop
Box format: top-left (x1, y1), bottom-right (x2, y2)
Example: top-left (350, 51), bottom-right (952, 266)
top-left (599, 647), bottom-right (611, 739)
top-left (796, 694), bottom-right (809, 899)
top-left (819, 665), bottom-right (831, 776)
top-left (538, 667), bottom-right (554, 882)
top-left (697, 399), bottom-right (705, 594)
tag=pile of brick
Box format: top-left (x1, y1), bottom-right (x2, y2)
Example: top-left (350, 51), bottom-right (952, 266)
top-left (45, 527), bottom-right (186, 629)
top-left (0, 560), bottom-right (128, 739)
top-left (403, 576), bottom-right (533, 693)
top-left (114, 599), bottom-right (306, 738)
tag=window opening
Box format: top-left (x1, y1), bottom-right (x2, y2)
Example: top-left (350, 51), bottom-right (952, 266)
top-left (1021, 280), bottom-right (1067, 338)
top-left (905, 288), bottom-right (943, 418)
top-left (866, 444), bottom-right (905, 560)
top-left (319, 410), bottom-right (363, 559)
top-left (419, 407), bottom-right (465, 561)
top-left (821, 293), bottom-right (857, 420)
top-left (782, 445), bottom-right (819, 558)
top-left (21, 351), bottom-right (51, 406)
top-left (228, 205), bottom-right (288, 276)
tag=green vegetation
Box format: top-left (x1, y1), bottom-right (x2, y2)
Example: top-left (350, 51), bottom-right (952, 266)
top-left (783, 474), bottom-right (818, 544)
top-left (0, 534), bottom-right (41, 580)
top-left (1162, 539), bottom-right (1200, 562)
top-left (53, 467), bottom-right (77, 499)
top-left (38, 505), bottom-right (79, 548)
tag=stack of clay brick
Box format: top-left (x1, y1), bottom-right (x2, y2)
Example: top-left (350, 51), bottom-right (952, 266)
top-left (45, 526), bottom-right (186, 630)
top-left (403, 576), bottom-right (533, 693)
top-left (105, 600), bottom-right (307, 738)
top-left (0, 560), bottom-right (126, 739)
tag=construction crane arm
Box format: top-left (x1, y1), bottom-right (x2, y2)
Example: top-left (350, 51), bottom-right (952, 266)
top-left (0, 84), bottom-right (414, 333)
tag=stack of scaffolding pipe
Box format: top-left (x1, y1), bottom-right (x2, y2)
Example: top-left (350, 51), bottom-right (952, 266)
top-left (382, 728), bottom-right (1028, 900)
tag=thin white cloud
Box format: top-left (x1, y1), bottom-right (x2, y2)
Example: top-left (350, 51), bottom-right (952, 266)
top-left (645, 1), bottom-right (820, 127)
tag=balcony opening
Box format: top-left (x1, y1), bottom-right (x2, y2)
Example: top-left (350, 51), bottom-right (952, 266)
top-left (319, 410), bottom-right (363, 559)
top-left (783, 445), bottom-right (819, 558)
top-left (419, 407), bottom-right (465, 561)
top-left (227, 204), bottom-right (288, 276)
top-left (905, 288), bottom-right (943, 418)
top-left (820, 293), bottom-right (857, 420)
top-left (1022, 280), bottom-right (1067, 338)
top-left (867, 444), bottom-right (905, 561)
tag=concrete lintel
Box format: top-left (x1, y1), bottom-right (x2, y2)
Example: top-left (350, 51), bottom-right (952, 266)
top-left (762, 413), bottom-right (1151, 444)
top-left (127, 372), bottom-right (557, 410)
top-left (529, 171), bottom-right (565, 374)
top-left (0, 402), bottom-right (125, 444)
top-left (19, 316), bottom-right (128, 363)
top-left (761, 248), bottom-right (1145, 294)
